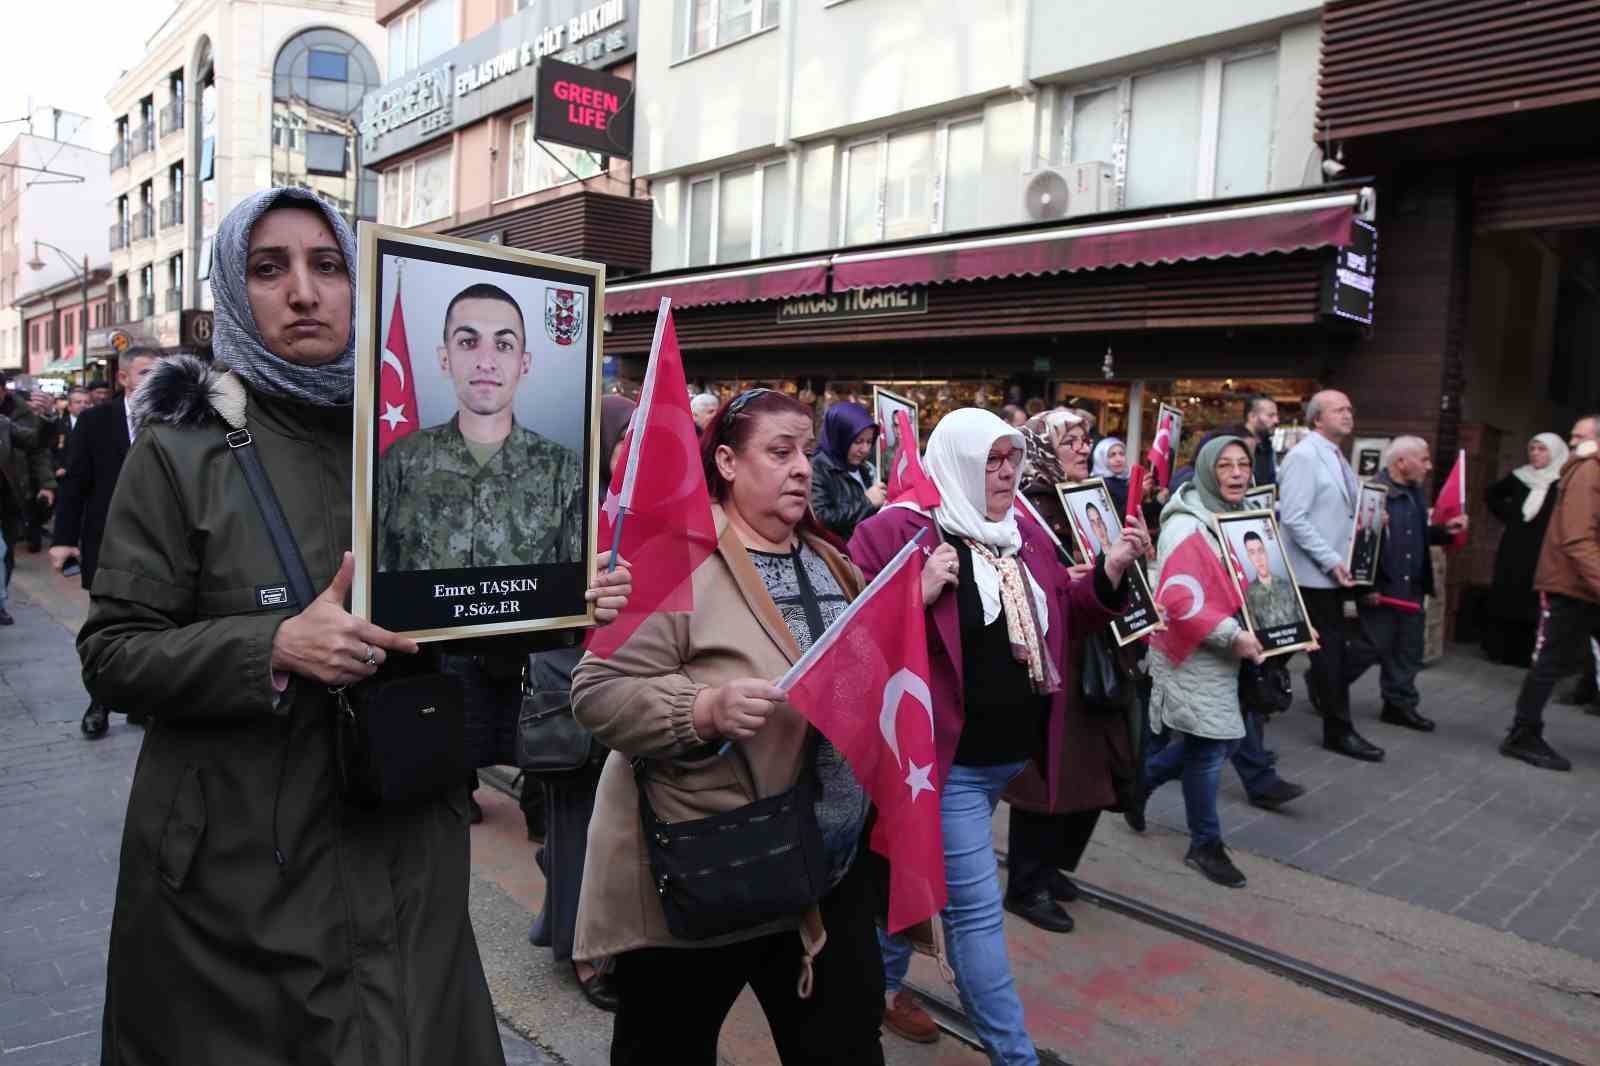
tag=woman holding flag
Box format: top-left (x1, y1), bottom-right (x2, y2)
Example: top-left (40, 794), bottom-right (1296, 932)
top-left (850, 408), bottom-right (1147, 1066)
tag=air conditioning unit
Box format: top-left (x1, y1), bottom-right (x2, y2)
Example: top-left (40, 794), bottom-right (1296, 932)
top-left (1021, 162), bottom-right (1115, 221)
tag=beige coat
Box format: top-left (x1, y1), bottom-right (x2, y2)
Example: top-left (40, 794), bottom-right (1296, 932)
top-left (571, 507), bottom-right (864, 961)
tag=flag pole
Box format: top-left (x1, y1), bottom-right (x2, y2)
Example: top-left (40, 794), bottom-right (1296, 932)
top-left (607, 297), bottom-right (674, 572)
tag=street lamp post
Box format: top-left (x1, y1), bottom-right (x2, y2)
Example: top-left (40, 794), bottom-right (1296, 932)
top-left (26, 241), bottom-right (91, 383)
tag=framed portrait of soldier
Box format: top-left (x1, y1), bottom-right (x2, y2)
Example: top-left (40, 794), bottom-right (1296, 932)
top-left (1346, 482), bottom-right (1388, 586)
top-left (1243, 484), bottom-right (1277, 513)
top-left (1215, 511), bottom-right (1314, 658)
top-left (873, 386), bottom-right (919, 485)
top-left (352, 224), bottom-right (602, 641)
top-left (1055, 478), bottom-right (1162, 646)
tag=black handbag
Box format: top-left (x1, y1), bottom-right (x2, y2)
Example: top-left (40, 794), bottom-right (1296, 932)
top-left (635, 739), bottom-right (828, 941)
top-left (1238, 657), bottom-right (1293, 716)
top-left (1081, 627), bottom-right (1131, 713)
top-left (515, 647), bottom-right (604, 776)
top-left (224, 424), bottom-right (465, 811)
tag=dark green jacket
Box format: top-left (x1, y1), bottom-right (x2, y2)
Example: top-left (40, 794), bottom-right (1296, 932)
top-left (79, 356), bottom-right (503, 1066)
top-left (0, 411), bottom-right (52, 543)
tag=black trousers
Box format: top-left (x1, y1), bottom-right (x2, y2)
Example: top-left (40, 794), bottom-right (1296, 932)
top-left (1514, 594), bottom-right (1600, 730)
top-left (610, 853), bottom-right (886, 1066)
top-left (1345, 602), bottom-right (1426, 713)
top-left (1006, 808), bottom-right (1100, 899)
top-left (1302, 588), bottom-right (1354, 732)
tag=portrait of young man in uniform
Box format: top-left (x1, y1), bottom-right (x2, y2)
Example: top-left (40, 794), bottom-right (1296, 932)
top-left (1243, 530), bottom-right (1301, 630)
top-left (376, 282), bottom-right (584, 573)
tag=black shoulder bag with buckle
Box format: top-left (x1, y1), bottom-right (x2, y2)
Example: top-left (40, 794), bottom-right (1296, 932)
top-left (224, 425), bottom-right (465, 811)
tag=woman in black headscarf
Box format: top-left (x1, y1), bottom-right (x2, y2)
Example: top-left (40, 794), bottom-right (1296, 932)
top-left (80, 188), bottom-right (631, 1064)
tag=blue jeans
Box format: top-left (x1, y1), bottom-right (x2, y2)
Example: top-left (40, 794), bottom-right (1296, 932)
top-left (880, 761), bottom-right (1036, 1066)
top-left (1231, 712), bottom-right (1280, 800)
top-left (1145, 732), bottom-right (1241, 849)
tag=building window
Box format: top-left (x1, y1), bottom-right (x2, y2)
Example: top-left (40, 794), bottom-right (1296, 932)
top-left (389, 0), bottom-right (456, 80)
top-left (273, 28), bottom-right (381, 223)
top-left (840, 114), bottom-right (982, 245)
top-left (684, 159), bottom-right (788, 267)
top-left (504, 118), bottom-right (603, 199)
top-left (678, 0), bottom-right (780, 61)
top-left (168, 254), bottom-right (185, 312)
top-left (381, 148), bottom-right (453, 226)
top-left (1058, 45), bottom-right (1278, 210)
top-left (508, 118), bottom-right (529, 197)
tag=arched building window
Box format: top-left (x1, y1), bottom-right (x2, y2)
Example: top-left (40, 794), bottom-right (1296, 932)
top-left (272, 28), bottom-right (381, 223)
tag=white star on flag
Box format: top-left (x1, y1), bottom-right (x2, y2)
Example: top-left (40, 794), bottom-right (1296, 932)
top-left (904, 760), bottom-right (934, 802)
top-left (601, 487), bottom-right (621, 526)
top-left (380, 403), bottom-right (409, 431)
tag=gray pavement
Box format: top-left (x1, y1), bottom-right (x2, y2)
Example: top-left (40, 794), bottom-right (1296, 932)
top-left (1145, 647), bottom-right (1600, 960)
top-left (0, 565), bottom-right (553, 1065)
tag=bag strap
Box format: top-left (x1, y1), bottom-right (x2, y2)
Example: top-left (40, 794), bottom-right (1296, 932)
top-left (225, 426), bottom-right (316, 610)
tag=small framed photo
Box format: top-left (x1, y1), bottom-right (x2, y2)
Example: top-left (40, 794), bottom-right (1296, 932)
top-left (1243, 484), bottom-right (1277, 512)
top-left (1155, 402), bottom-right (1184, 459)
top-left (873, 386), bottom-right (919, 484)
top-left (1346, 482), bottom-right (1388, 586)
top-left (1351, 436), bottom-right (1390, 481)
top-left (1055, 478), bottom-right (1163, 646)
top-left (352, 224), bottom-right (603, 642)
top-left (1216, 510), bottom-right (1315, 658)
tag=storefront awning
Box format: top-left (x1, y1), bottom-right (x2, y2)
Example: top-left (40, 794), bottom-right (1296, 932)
top-left (607, 258), bottom-right (831, 315)
top-left (37, 356), bottom-right (91, 377)
top-left (829, 191), bottom-right (1366, 291)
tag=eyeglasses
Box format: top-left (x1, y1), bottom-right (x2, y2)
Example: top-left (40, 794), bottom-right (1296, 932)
top-left (985, 448), bottom-right (1023, 472)
top-left (1060, 433), bottom-right (1091, 451)
top-left (721, 387), bottom-right (772, 427)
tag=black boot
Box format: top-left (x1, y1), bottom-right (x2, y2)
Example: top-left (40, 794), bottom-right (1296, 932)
top-left (1499, 725), bottom-right (1572, 772)
top-left (80, 702), bottom-right (108, 739)
top-left (1249, 778), bottom-right (1307, 811)
top-left (1185, 842), bottom-right (1246, 888)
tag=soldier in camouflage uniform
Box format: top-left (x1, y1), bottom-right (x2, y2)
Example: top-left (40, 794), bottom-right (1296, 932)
top-left (1243, 530), bottom-right (1301, 630)
top-left (376, 282), bottom-right (583, 572)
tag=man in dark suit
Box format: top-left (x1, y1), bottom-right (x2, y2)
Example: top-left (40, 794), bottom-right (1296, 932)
top-left (50, 349), bottom-right (162, 738)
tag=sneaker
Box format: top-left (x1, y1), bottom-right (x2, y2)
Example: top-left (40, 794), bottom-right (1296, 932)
top-left (883, 990), bottom-right (940, 1044)
top-left (1499, 727), bottom-right (1572, 772)
top-left (1185, 842), bottom-right (1247, 888)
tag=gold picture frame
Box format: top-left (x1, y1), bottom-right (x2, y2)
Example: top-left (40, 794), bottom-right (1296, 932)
top-left (1345, 481), bottom-right (1388, 586)
top-left (1055, 478), bottom-right (1164, 647)
top-left (1215, 509), bottom-right (1316, 658)
top-left (872, 386), bottom-right (919, 486)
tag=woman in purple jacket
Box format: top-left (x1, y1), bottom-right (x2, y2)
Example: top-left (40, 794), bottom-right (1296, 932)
top-left (848, 408), bottom-right (1148, 1066)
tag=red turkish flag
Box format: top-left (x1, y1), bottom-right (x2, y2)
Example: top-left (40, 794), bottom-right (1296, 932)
top-left (1433, 449), bottom-right (1467, 552)
top-left (781, 535), bottom-right (944, 933)
top-left (885, 409), bottom-right (941, 510)
top-left (586, 301), bottom-right (718, 658)
top-left (1146, 411), bottom-right (1176, 487)
top-left (377, 286), bottom-right (419, 456)
top-left (1149, 530), bottom-right (1244, 667)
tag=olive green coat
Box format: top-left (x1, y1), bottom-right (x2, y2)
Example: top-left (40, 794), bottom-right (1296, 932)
top-left (79, 357), bottom-right (503, 1066)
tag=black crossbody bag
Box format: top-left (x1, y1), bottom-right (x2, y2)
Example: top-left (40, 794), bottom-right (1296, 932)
top-left (225, 426), bottom-right (465, 811)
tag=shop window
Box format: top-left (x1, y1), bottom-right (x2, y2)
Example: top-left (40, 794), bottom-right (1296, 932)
top-left (503, 115), bottom-right (602, 199)
top-left (1058, 45), bottom-right (1278, 210)
top-left (381, 148), bottom-right (452, 226)
top-left (508, 118), bottom-right (529, 197)
top-left (678, 0), bottom-right (779, 61)
top-left (841, 114), bottom-right (982, 245)
top-left (684, 159), bottom-right (788, 267)
top-left (389, 0), bottom-right (456, 80)
top-left (273, 28), bottom-right (379, 221)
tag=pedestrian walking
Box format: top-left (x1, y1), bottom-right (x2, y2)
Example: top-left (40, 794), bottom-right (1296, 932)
top-left (0, 409), bottom-right (53, 626)
top-left (1145, 436), bottom-right (1265, 888)
top-left (49, 350), bottom-right (161, 738)
top-left (1343, 437), bottom-right (1469, 732)
top-left (810, 400), bottom-right (885, 540)
top-left (1278, 389), bottom-right (1386, 762)
top-left (77, 187), bottom-right (632, 1065)
top-left (1244, 393), bottom-right (1281, 487)
top-left (851, 408), bottom-right (1143, 1065)
top-left (1500, 414), bottom-right (1600, 772)
top-left (1484, 432), bottom-right (1569, 665)
top-left (571, 388), bottom-right (888, 1066)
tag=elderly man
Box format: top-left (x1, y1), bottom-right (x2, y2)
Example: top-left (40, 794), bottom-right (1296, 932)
top-left (1343, 437), bottom-right (1468, 733)
top-left (1279, 389), bottom-right (1385, 761)
top-left (1501, 414), bottom-right (1600, 771)
top-left (689, 392), bottom-right (720, 432)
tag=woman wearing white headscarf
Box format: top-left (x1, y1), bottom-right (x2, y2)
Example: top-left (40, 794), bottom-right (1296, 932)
top-left (1485, 432), bottom-right (1570, 664)
top-left (849, 409), bottom-right (1147, 1065)
top-left (1090, 436), bottom-right (1131, 515)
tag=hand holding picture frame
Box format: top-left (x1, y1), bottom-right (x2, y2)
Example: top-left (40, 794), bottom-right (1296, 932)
top-left (873, 386), bottom-right (918, 486)
top-left (1215, 510), bottom-right (1315, 658)
top-left (352, 223), bottom-right (603, 641)
top-left (1055, 478), bottom-right (1163, 646)
top-left (1346, 482), bottom-right (1388, 586)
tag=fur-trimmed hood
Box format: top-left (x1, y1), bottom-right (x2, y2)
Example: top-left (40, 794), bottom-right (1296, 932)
top-left (131, 355), bottom-right (248, 432)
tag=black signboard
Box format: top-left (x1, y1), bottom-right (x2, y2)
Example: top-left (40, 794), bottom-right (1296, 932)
top-left (534, 57), bottom-right (634, 159)
top-left (776, 287), bottom-right (928, 325)
top-left (1321, 218), bottom-right (1377, 327)
top-left (180, 310), bottom-right (214, 349)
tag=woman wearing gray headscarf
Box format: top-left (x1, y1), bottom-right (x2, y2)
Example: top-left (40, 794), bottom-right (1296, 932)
top-left (79, 188), bottom-right (630, 1064)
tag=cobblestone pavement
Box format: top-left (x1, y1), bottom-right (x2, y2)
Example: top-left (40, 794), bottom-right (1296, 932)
top-left (0, 563), bottom-right (552, 1066)
top-left (1145, 648), bottom-right (1600, 961)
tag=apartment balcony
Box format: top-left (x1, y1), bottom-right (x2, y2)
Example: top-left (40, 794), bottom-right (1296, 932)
top-left (136, 295), bottom-right (155, 320)
top-left (160, 195), bottom-right (183, 231)
top-left (112, 300), bottom-right (131, 324)
top-left (129, 124), bottom-right (153, 160)
top-left (109, 142), bottom-right (128, 172)
top-left (159, 100), bottom-right (184, 140)
top-left (131, 209), bottom-right (155, 242)
top-left (165, 288), bottom-right (183, 312)
top-left (109, 221), bottom-right (129, 251)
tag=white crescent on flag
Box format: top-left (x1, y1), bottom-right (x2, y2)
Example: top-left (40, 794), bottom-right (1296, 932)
top-left (878, 668), bottom-right (935, 768)
top-left (1161, 575), bottom-right (1206, 621)
top-left (381, 346), bottom-right (407, 389)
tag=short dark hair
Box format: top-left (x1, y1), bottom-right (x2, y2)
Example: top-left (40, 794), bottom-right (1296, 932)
top-left (1243, 394), bottom-right (1275, 420)
top-left (121, 346), bottom-right (163, 363)
top-left (86, 379), bottom-right (110, 391)
top-left (442, 283), bottom-right (526, 348)
top-left (1085, 502), bottom-right (1102, 517)
top-left (67, 386), bottom-right (88, 397)
top-left (1243, 531), bottom-right (1264, 546)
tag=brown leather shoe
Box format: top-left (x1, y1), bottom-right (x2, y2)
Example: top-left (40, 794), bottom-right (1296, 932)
top-left (883, 990), bottom-right (940, 1044)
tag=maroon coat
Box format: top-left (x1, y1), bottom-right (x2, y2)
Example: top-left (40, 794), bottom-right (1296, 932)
top-left (847, 504), bottom-right (1121, 810)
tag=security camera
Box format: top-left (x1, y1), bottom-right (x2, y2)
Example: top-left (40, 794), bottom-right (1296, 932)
top-left (1321, 145), bottom-right (1346, 179)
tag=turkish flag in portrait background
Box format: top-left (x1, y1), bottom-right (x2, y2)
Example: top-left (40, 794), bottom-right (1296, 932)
top-left (885, 409), bottom-right (941, 510)
top-left (378, 284), bottom-right (419, 456)
top-left (1146, 411), bottom-right (1176, 487)
top-left (1149, 529), bottom-right (1244, 667)
top-left (781, 536), bottom-right (946, 933)
top-left (586, 301), bottom-right (718, 659)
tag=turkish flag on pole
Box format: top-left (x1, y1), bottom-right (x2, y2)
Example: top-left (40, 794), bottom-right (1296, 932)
top-left (1433, 450), bottom-right (1468, 552)
top-left (1146, 411), bottom-right (1176, 487)
top-left (377, 282), bottom-right (419, 456)
top-left (885, 409), bottom-right (941, 509)
top-left (586, 299), bottom-right (718, 658)
top-left (780, 533), bottom-right (945, 933)
top-left (1148, 530), bottom-right (1244, 667)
